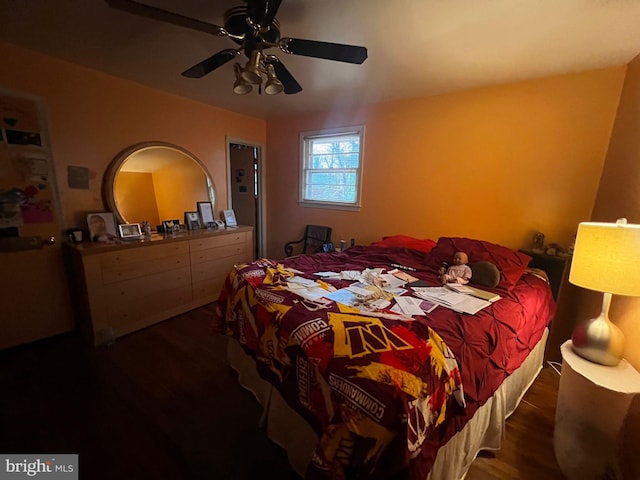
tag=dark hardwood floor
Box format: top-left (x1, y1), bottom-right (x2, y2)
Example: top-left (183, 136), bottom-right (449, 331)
top-left (466, 366), bottom-right (564, 480)
top-left (0, 304), bottom-right (564, 479)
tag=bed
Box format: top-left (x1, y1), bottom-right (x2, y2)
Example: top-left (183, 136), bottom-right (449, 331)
top-left (214, 236), bottom-right (556, 480)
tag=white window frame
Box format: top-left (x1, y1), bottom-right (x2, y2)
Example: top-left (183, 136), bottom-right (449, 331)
top-left (298, 125), bottom-right (364, 210)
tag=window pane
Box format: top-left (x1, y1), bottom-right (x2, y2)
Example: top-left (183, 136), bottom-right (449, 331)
top-left (300, 126), bottom-right (363, 207)
top-left (304, 184), bottom-right (356, 203)
top-left (307, 171), bottom-right (356, 186)
top-left (309, 152), bottom-right (359, 169)
top-left (304, 171), bottom-right (357, 203)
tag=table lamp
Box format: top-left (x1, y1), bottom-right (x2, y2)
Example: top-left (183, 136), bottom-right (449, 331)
top-left (568, 218), bottom-right (640, 366)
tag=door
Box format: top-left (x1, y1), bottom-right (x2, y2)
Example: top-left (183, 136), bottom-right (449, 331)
top-left (0, 90), bottom-right (73, 350)
top-left (228, 140), bottom-right (263, 258)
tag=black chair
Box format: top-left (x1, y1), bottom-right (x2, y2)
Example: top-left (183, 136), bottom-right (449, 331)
top-left (284, 225), bottom-right (333, 257)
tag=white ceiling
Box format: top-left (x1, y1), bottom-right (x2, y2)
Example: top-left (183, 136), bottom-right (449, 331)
top-left (2, 0), bottom-right (640, 120)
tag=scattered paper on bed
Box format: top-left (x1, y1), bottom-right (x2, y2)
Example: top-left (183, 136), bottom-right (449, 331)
top-left (379, 273), bottom-right (407, 289)
top-left (325, 288), bottom-right (363, 307)
top-left (446, 283), bottom-right (502, 302)
top-left (314, 271), bottom-right (341, 279)
top-left (288, 276), bottom-right (320, 286)
top-left (346, 285), bottom-right (375, 298)
top-left (394, 296), bottom-right (427, 316)
top-left (385, 286), bottom-right (408, 295)
top-left (325, 287), bottom-right (395, 314)
top-left (444, 284), bottom-right (474, 294)
top-left (286, 285), bottom-right (330, 300)
top-left (369, 298), bottom-right (391, 309)
top-left (412, 287), bottom-right (466, 306)
top-left (451, 295), bottom-right (492, 314)
top-left (419, 300), bottom-right (438, 313)
top-left (412, 286), bottom-right (492, 314)
top-left (389, 269), bottom-right (419, 283)
top-left (340, 270), bottom-right (363, 281)
top-left (286, 277), bottom-right (332, 300)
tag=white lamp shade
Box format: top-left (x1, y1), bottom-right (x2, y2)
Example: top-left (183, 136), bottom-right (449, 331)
top-left (569, 220), bottom-right (640, 296)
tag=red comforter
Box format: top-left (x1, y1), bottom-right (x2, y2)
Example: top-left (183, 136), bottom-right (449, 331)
top-left (215, 245), bottom-right (555, 479)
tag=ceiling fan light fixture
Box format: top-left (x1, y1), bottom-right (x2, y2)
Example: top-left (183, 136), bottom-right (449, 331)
top-left (233, 63), bottom-right (252, 94)
top-left (106, 0), bottom-right (368, 99)
top-left (264, 63), bottom-right (284, 95)
top-left (241, 50), bottom-right (263, 84)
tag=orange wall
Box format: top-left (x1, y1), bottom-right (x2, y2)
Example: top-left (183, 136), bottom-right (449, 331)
top-left (266, 67), bottom-right (625, 258)
top-left (589, 54), bottom-right (640, 370)
top-left (0, 41), bottom-right (266, 230)
top-left (153, 157), bottom-right (210, 224)
top-left (115, 172), bottom-right (160, 226)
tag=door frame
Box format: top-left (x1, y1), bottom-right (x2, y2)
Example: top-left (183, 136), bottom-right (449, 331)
top-left (225, 137), bottom-right (265, 258)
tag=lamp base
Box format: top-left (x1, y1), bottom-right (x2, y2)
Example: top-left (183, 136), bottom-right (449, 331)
top-left (571, 313), bottom-right (625, 366)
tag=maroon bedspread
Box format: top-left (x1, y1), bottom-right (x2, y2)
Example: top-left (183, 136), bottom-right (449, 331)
top-left (215, 245), bottom-right (555, 479)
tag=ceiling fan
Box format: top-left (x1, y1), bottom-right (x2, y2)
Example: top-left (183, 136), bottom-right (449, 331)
top-left (105, 0), bottom-right (369, 95)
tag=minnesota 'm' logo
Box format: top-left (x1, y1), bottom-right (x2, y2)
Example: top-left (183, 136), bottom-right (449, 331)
top-left (329, 313), bottom-right (412, 358)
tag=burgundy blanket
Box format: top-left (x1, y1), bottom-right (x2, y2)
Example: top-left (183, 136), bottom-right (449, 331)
top-left (215, 245), bottom-right (555, 479)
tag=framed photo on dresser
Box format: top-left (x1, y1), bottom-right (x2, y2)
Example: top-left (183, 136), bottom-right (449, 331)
top-left (223, 209), bottom-right (237, 228)
top-left (87, 212), bottom-right (117, 241)
top-left (184, 211), bottom-right (201, 230)
top-left (197, 201), bottom-right (214, 228)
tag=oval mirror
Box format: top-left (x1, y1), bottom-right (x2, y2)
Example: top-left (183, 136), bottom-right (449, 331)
top-left (103, 142), bottom-right (216, 228)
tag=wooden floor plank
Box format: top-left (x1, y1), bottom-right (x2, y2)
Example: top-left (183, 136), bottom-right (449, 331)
top-left (0, 304), bottom-right (564, 479)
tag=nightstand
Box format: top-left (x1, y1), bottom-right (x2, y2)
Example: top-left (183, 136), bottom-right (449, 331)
top-left (554, 340), bottom-right (640, 479)
top-left (519, 249), bottom-right (571, 301)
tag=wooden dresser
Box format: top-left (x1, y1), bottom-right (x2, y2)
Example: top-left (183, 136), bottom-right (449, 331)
top-left (64, 226), bottom-right (253, 346)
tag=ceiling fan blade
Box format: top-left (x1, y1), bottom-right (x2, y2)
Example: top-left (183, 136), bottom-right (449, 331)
top-left (182, 49), bottom-right (239, 78)
top-left (105, 0), bottom-right (226, 36)
top-left (280, 38), bottom-right (368, 64)
top-left (246, 0), bottom-right (282, 28)
top-left (268, 59), bottom-right (302, 94)
top-left (261, 0), bottom-right (283, 28)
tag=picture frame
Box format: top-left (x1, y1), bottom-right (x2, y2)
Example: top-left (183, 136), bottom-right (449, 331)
top-left (197, 201), bottom-right (214, 228)
top-left (223, 209), bottom-right (238, 228)
top-left (87, 212), bottom-right (117, 241)
top-left (161, 219), bottom-right (181, 234)
top-left (118, 223), bottom-right (143, 239)
top-left (161, 220), bottom-right (173, 233)
top-left (184, 211), bottom-right (201, 230)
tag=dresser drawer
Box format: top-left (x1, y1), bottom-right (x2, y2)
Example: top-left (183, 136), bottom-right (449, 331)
top-left (99, 242), bottom-right (189, 268)
top-left (102, 253), bottom-right (189, 284)
top-left (104, 266), bottom-right (191, 303)
top-left (65, 227), bottom-right (253, 346)
top-left (190, 243), bottom-right (246, 264)
top-left (191, 254), bottom-right (248, 284)
top-left (192, 277), bottom-right (226, 302)
top-left (108, 285), bottom-right (193, 328)
top-left (189, 231), bottom-right (247, 252)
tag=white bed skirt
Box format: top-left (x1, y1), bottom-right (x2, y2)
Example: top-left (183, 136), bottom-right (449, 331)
top-left (227, 328), bottom-right (548, 480)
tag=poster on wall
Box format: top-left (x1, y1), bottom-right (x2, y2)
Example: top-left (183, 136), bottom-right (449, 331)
top-left (0, 153), bottom-right (53, 224)
top-left (0, 91), bottom-right (56, 227)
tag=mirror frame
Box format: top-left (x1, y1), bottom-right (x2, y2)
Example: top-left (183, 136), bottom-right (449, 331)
top-left (102, 141), bottom-right (216, 225)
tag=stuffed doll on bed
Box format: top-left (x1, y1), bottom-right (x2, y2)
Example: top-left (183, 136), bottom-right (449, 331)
top-left (438, 251), bottom-right (472, 284)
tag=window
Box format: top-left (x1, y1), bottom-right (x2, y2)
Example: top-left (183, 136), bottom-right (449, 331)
top-left (299, 126), bottom-right (364, 209)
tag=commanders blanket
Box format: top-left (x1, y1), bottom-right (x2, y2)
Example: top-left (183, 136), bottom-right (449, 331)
top-left (215, 246), bottom-right (555, 479)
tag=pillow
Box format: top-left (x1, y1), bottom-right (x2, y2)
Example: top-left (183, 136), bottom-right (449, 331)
top-left (370, 235), bottom-right (436, 253)
top-left (470, 261), bottom-right (501, 288)
top-left (425, 237), bottom-right (531, 291)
